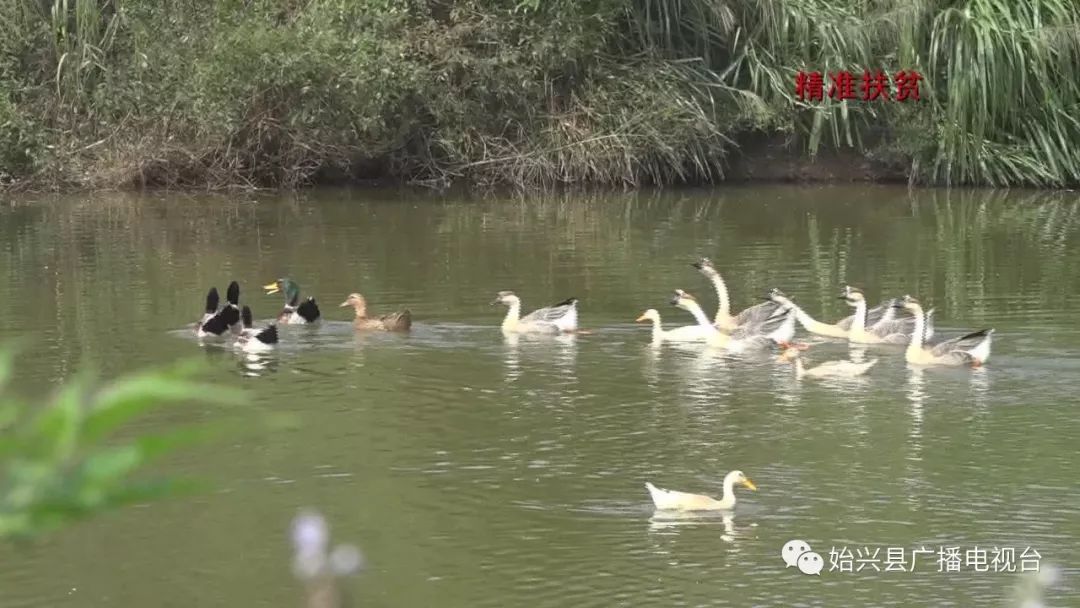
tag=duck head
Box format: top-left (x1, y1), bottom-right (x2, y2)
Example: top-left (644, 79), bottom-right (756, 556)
top-left (839, 285), bottom-right (866, 307)
top-left (340, 293), bottom-right (368, 316)
top-left (490, 291), bottom-right (520, 307)
top-left (265, 278), bottom-right (301, 306)
top-left (635, 309), bottom-right (660, 323)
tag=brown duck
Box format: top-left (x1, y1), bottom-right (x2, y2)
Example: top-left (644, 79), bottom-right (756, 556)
top-left (339, 293), bottom-right (412, 331)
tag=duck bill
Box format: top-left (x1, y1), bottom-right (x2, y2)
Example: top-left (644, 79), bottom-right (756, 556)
top-left (263, 282), bottom-right (281, 295)
top-left (635, 314), bottom-right (648, 322)
top-left (489, 298), bottom-right (502, 306)
top-left (339, 301), bottom-right (351, 308)
top-left (742, 479), bottom-right (758, 491)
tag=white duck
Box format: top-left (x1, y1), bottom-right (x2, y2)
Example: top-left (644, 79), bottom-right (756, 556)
top-left (491, 291), bottom-right (579, 334)
top-left (635, 308), bottom-right (713, 343)
top-left (645, 470), bottom-right (757, 511)
top-left (777, 342), bottom-right (878, 378)
top-left (894, 295), bottom-right (993, 367)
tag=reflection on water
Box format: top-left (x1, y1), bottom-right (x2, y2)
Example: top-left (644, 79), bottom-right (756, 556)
top-left (501, 332), bottom-right (578, 386)
top-left (1, 186), bottom-right (1079, 607)
top-left (647, 511), bottom-right (738, 539)
top-left (903, 365), bottom-right (926, 514)
top-left (970, 366), bottom-right (991, 408)
top-left (236, 351), bottom-right (279, 377)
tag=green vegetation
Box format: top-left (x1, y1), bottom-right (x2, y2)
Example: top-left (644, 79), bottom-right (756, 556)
top-left (0, 348), bottom-right (242, 540)
top-left (0, 0), bottom-right (1078, 191)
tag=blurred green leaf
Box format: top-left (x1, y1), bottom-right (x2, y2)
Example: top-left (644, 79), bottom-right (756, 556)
top-left (0, 345), bottom-right (245, 541)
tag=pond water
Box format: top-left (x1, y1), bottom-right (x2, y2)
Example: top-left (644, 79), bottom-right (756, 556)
top-left (1, 186), bottom-right (1078, 607)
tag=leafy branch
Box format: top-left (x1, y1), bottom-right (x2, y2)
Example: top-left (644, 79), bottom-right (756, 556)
top-left (0, 347), bottom-right (245, 540)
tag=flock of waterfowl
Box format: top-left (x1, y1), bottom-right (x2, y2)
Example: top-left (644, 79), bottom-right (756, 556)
top-left (191, 258), bottom-right (994, 513)
top-left (193, 277), bottom-right (412, 352)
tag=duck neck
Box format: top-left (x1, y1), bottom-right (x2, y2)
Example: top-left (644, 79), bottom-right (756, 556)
top-left (286, 285), bottom-right (300, 308)
top-left (906, 305), bottom-right (926, 356)
top-left (721, 473), bottom-right (738, 506)
top-left (684, 301), bottom-right (716, 330)
top-left (709, 271), bottom-right (731, 324)
top-left (501, 300), bottom-right (522, 331)
top-left (850, 300), bottom-right (868, 332)
top-left (783, 300), bottom-right (817, 331)
top-left (648, 316), bottom-right (663, 343)
top-left (352, 301), bottom-right (368, 320)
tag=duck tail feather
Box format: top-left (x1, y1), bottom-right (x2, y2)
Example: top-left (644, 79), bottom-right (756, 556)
top-left (221, 305), bottom-right (241, 328)
top-left (199, 309), bottom-right (231, 336)
top-left (958, 328), bottom-right (993, 341)
top-left (297, 298), bottom-right (321, 323)
top-left (256, 324), bottom-right (278, 345)
top-left (205, 287), bottom-right (220, 314)
top-left (226, 281), bottom-right (240, 306)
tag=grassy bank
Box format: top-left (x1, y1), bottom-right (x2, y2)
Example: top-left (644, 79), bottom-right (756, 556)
top-left (1, 0), bottom-right (1078, 192)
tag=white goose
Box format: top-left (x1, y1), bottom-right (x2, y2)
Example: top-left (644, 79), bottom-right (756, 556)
top-left (491, 291), bottom-right (579, 334)
top-left (766, 288), bottom-right (900, 339)
top-left (841, 286), bottom-right (933, 344)
top-left (894, 295), bottom-right (993, 367)
top-left (670, 290), bottom-right (795, 353)
top-left (777, 343), bottom-right (878, 379)
top-left (645, 471), bottom-right (757, 511)
top-left (692, 258), bottom-right (779, 331)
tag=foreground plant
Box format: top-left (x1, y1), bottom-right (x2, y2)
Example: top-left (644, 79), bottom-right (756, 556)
top-left (0, 348), bottom-right (244, 540)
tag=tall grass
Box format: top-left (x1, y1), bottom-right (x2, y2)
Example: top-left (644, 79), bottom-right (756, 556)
top-left (623, 0), bottom-right (1080, 187)
top-left (920, 0), bottom-right (1080, 186)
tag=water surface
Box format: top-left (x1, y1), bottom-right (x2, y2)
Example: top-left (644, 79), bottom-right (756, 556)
top-left (1, 186), bottom-right (1078, 606)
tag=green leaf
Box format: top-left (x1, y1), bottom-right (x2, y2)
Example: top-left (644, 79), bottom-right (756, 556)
top-left (1, 350), bottom-right (248, 541)
top-left (84, 371), bottom-right (244, 444)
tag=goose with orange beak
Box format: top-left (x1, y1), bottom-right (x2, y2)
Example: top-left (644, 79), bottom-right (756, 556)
top-left (893, 295), bottom-right (993, 367)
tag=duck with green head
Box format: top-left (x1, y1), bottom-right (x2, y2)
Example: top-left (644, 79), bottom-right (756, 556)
top-left (264, 278), bottom-right (321, 324)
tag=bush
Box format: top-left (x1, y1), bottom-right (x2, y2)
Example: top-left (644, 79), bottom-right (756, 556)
top-left (0, 0), bottom-right (1078, 190)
